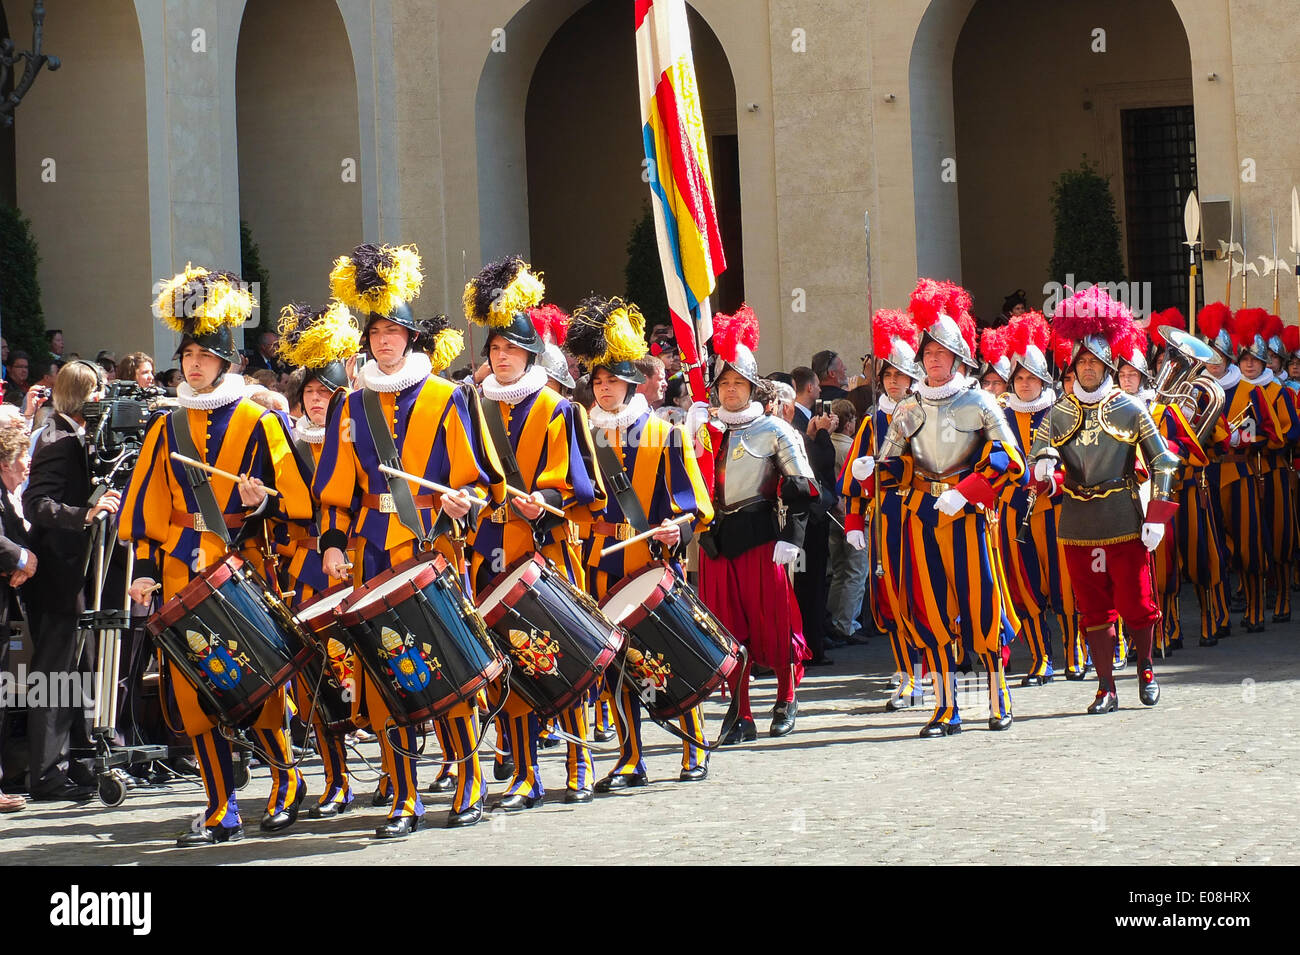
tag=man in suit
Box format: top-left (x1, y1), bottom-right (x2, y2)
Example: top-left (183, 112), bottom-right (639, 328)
top-left (0, 423), bottom-right (34, 811)
top-left (813, 350), bottom-right (850, 402)
top-left (23, 361), bottom-right (121, 802)
top-left (790, 366), bottom-right (818, 433)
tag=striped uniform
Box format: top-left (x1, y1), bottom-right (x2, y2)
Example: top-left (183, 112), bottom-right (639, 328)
top-left (1207, 375), bottom-right (1281, 629)
top-left (583, 404), bottom-right (713, 779)
top-left (1249, 375), bottom-right (1300, 618)
top-left (470, 382), bottom-right (606, 801)
top-left (314, 369), bottom-right (505, 822)
top-left (1150, 403), bottom-right (1212, 647)
top-left (120, 390), bottom-right (315, 831)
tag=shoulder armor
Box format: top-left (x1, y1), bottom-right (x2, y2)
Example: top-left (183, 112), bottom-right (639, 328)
top-left (1097, 391), bottom-right (1142, 443)
top-left (946, 387), bottom-right (993, 433)
top-left (736, 415), bottom-right (782, 459)
top-left (889, 395), bottom-right (925, 439)
top-left (1047, 396), bottom-right (1084, 446)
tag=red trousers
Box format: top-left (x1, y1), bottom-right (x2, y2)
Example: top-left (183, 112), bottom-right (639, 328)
top-left (1062, 538), bottom-right (1159, 630)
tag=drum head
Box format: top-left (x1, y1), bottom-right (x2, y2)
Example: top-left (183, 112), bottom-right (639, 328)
top-left (340, 555), bottom-right (442, 621)
top-left (600, 564), bottom-right (672, 627)
top-left (297, 585), bottom-right (353, 622)
top-left (476, 554), bottom-right (543, 616)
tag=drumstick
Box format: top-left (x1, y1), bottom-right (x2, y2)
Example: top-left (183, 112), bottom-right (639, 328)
top-left (377, 464), bottom-right (488, 509)
top-left (599, 514), bottom-right (694, 555)
top-left (170, 452), bottom-right (281, 496)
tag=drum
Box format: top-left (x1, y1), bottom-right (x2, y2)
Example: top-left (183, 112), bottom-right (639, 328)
top-left (293, 583), bottom-right (358, 734)
top-left (477, 553), bottom-right (625, 718)
top-left (147, 554), bottom-right (313, 725)
top-left (599, 563), bottom-right (742, 720)
top-left (337, 552), bottom-right (504, 726)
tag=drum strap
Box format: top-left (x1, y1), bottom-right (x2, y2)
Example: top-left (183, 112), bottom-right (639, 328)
top-left (591, 438), bottom-right (650, 535)
top-left (292, 438), bottom-right (317, 480)
top-left (361, 388), bottom-right (433, 547)
top-left (481, 397), bottom-right (525, 493)
top-left (169, 410), bottom-right (232, 546)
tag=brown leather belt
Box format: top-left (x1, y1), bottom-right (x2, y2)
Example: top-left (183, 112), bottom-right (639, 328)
top-left (171, 510), bottom-right (243, 532)
top-left (1220, 450), bottom-right (1254, 463)
top-left (909, 472), bottom-right (962, 497)
top-left (592, 519), bottom-right (636, 541)
top-left (361, 493), bottom-right (437, 513)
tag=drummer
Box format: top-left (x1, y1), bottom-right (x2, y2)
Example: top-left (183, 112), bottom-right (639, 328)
top-left (462, 257), bottom-right (607, 812)
top-left (567, 295), bottom-right (714, 790)
top-left (315, 244), bottom-right (505, 837)
top-left (121, 267), bottom-right (316, 847)
top-left (273, 301), bottom-right (363, 818)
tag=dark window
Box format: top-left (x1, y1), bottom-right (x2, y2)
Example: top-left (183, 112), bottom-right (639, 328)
top-left (1121, 105), bottom-right (1198, 316)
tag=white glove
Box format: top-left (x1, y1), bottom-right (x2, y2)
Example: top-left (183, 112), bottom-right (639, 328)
top-left (1032, 459), bottom-right (1056, 482)
top-left (685, 400), bottom-right (711, 438)
top-left (1229, 428), bottom-right (1242, 448)
top-left (846, 529), bottom-right (866, 551)
top-left (850, 455), bottom-right (875, 481)
top-left (772, 540), bottom-right (802, 566)
top-left (933, 488), bottom-right (968, 516)
top-left (1141, 522), bottom-right (1165, 552)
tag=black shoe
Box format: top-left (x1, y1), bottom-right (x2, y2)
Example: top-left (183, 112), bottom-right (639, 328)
top-left (1273, 613), bottom-right (1291, 623)
top-left (678, 765), bottom-right (708, 782)
top-left (769, 699), bottom-right (798, 737)
top-left (539, 733), bottom-right (562, 749)
top-left (31, 781), bottom-right (96, 803)
top-left (426, 775), bottom-right (456, 794)
top-left (445, 798), bottom-right (483, 829)
top-left (261, 784), bottom-right (307, 833)
top-left (371, 782), bottom-right (392, 808)
top-left (919, 719), bottom-right (961, 738)
top-left (1199, 635), bottom-right (1219, 647)
top-left (176, 824), bottom-right (244, 847)
top-left (564, 787), bottom-right (593, 804)
top-left (806, 655), bottom-right (835, 667)
top-left (1020, 673), bottom-right (1049, 687)
top-left (1245, 621), bottom-right (1266, 634)
top-left (492, 793), bottom-right (537, 812)
top-left (988, 713), bottom-right (1013, 731)
top-left (594, 772), bottom-right (648, 793)
top-left (1064, 669), bottom-right (1087, 682)
top-left (1217, 624), bottom-right (1231, 639)
top-left (593, 726), bottom-right (617, 743)
top-left (885, 689), bottom-right (916, 711)
top-left (1229, 597), bottom-right (1247, 613)
top-left (1086, 690), bottom-right (1118, 714)
top-left (844, 630), bottom-right (871, 646)
top-left (493, 758), bottom-right (515, 782)
top-left (374, 814), bottom-right (422, 839)
top-left (1138, 667), bottom-right (1160, 706)
top-left (309, 797), bottom-right (353, 819)
top-left (66, 761), bottom-right (96, 787)
top-left (720, 717), bottom-right (757, 745)
top-left (1170, 637), bottom-right (1184, 650)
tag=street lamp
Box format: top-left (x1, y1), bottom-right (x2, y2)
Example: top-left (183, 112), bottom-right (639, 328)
top-left (1, 0), bottom-right (61, 128)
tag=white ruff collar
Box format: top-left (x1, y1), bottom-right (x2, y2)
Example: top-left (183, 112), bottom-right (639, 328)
top-left (1218, 364), bottom-right (1241, 390)
top-left (482, 365), bottom-right (548, 405)
top-left (177, 374), bottom-right (247, 411)
top-left (1244, 368), bottom-right (1275, 388)
top-left (293, 415), bottom-right (327, 445)
top-left (1138, 388), bottom-right (1156, 404)
top-left (1008, 388), bottom-right (1055, 414)
top-left (1074, 376), bottom-right (1114, 404)
top-left (361, 352), bottom-right (431, 393)
top-left (589, 393), bottom-right (648, 431)
top-left (717, 401), bottom-right (763, 426)
top-left (877, 394), bottom-right (898, 415)
top-left (916, 374), bottom-right (972, 401)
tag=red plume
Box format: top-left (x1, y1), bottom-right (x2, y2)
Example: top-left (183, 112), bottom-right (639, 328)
top-left (1283, 325), bottom-right (1300, 354)
top-left (1264, 312), bottom-right (1284, 341)
top-left (1116, 323), bottom-right (1149, 363)
top-left (872, 308), bottom-right (918, 359)
top-left (1052, 286), bottom-right (1133, 344)
top-left (979, 326), bottom-right (1008, 364)
top-left (1007, 310), bottom-right (1049, 357)
top-left (1149, 307), bottom-right (1186, 347)
top-left (1051, 331), bottom-right (1073, 369)
top-left (909, 278), bottom-right (973, 330)
top-left (1196, 302), bottom-right (1232, 340)
top-left (712, 303), bottom-right (759, 362)
top-left (1231, 307), bottom-right (1269, 351)
top-left (528, 304), bottom-right (570, 346)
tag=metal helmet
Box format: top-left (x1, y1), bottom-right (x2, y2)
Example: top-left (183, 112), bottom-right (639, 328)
top-left (1119, 348), bottom-right (1152, 384)
top-left (363, 300), bottom-right (420, 336)
top-left (174, 324), bottom-right (238, 365)
top-left (1071, 334), bottom-right (1118, 373)
top-left (880, 336), bottom-right (922, 381)
top-left (919, 313), bottom-right (977, 370)
top-left (714, 343), bottom-right (761, 390)
top-left (538, 342), bottom-right (575, 389)
top-left (979, 355), bottom-right (1012, 383)
top-left (1268, 334), bottom-right (1288, 360)
top-left (305, 360), bottom-right (349, 393)
top-left (1012, 344), bottom-right (1053, 385)
top-left (480, 311), bottom-right (545, 358)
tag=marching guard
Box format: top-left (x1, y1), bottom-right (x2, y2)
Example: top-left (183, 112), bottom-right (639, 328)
top-left (122, 267), bottom-right (316, 846)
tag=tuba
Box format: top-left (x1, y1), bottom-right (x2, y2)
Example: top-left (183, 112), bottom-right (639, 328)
top-left (1153, 325), bottom-right (1225, 446)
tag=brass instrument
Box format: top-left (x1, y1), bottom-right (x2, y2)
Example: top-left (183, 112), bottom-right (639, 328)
top-left (1152, 325), bottom-right (1226, 446)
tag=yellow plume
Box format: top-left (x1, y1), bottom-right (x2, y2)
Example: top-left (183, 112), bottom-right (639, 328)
top-left (329, 243), bottom-right (423, 317)
top-left (278, 300), bottom-right (361, 369)
top-left (596, 302), bottom-right (647, 367)
top-left (428, 328), bottom-right (465, 373)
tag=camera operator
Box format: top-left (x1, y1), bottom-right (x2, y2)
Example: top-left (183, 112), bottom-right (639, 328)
top-left (0, 425), bottom-right (34, 812)
top-left (22, 361), bottom-right (120, 802)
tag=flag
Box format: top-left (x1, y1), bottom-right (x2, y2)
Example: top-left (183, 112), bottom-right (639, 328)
top-left (635, 0), bottom-right (727, 405)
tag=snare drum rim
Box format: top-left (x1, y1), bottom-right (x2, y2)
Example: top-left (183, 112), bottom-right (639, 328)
top-left (148, 553), bottom-right (245, 634)
top-left (476, 552), bottom-right (546, 628)
top-left (293, 579), bottom-right (355, 623)
top-left (336, 551), bottom-right (449, 625)
top-left (597, 561), bottom-right (675, 632)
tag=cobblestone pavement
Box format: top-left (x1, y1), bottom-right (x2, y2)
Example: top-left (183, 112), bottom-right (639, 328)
top-left (5, 598), bottom-right (1298, 865)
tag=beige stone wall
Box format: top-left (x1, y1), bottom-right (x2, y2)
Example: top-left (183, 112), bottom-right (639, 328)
top-left (236, 0), bottom-right (363, 321)
top-left (7, 0), bottom-right (152, 359)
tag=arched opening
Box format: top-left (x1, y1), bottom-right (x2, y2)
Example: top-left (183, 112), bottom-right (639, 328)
top-left (913, 0), bottom-right (1195, 321)
top-left (236, 0), bottom-right (361, 326)
top-left (478, 0), bottom-right (740, 316)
